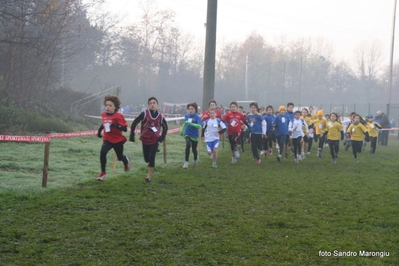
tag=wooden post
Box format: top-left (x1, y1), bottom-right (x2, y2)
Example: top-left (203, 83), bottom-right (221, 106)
top-left (112, 152), bottom-right (117, 172)
top-left (42, 136), bottom-right (50, 188)
top-left (163, 137), bottom-right (167, 164)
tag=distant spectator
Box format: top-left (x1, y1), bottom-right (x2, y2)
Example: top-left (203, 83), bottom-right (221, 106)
top-left (373, 114), bottom-right (382, 145)
top-left (124, 105), bottom-right (130, 114)
top-left (376, 111), bottom-right (390, 146)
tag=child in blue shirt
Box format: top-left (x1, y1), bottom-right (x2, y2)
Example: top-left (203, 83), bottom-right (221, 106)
top-left (247, 102), bottom-right (266, 164)
top-left (263, 105), bottom-right (275, 156)
top-left (180, 102), bottom-right (202, 168)
top-left (273, 105), bottom-right (289, 162)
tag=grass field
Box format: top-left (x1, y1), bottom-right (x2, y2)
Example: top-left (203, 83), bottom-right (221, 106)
top-left (0, 132), bottom-right (398, 265)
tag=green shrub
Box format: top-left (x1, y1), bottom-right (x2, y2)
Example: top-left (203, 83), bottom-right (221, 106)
top-left (0, 105), bottom-right (73, 134)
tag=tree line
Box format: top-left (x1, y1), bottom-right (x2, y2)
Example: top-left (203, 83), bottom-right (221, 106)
top-left (1, 0), bottom-right (398, 116)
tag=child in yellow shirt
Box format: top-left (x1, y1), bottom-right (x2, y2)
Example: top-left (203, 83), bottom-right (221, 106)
top-left (324, 113), bottom-right (344, 164)
top-left (366, 114), bottom-right (382, 155)
top-left (346, 114), bottom-right (369, 163)
top-left (301, 108), bottom-right (312, 158)
top-left (313, 110), bottom-right (327, 158)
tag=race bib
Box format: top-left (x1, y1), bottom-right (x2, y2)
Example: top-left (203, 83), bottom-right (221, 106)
top-left (370, 124), bottom-right (375, 129)
top-left (250, 122), bottom-right (254, 127)
top-left (319, 124), bottom-right (323, 129)
top-left (151, 127), bottom-right (158, 132)
top-left (230, 120), bottom-right (237, 127)
top-left (281, 117), bottom-right (286, 123)
top-left (352, 128), bottom-right (355, 133)
top-left (213, 123), bottom-right (218, 128)
top-left (188, 118), bottom-right (193, 123)
top-left (328, 122), bottom-right (333, 128)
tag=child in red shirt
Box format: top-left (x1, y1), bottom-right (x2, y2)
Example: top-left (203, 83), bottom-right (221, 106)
top-left (222, 101), bottom-right (250, 164)
top-left (97, 95), bottom-right (130, 181)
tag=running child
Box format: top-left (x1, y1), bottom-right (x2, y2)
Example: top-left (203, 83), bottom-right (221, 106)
top-left (180, 102), bottom-right (203, 168)
top-left (285, 102), bottom-right (295, 158)
top-left (247, 102), bottom-right (266, 164)
top-left (346, 114), bottom-right (369, 163)
top-left (366, 114), bottom-right (381, 155)
top-left (130, 97), bottom-right (168, 183)
top-left (324, 112), bottom-right (344, 164)
top-left (313, 110), bottom-right (327, 158)
top-left (273, 105), bottom-right (289, 162)
top-left (263, 105), bottom-right (275, 156)
top-left (288, 110), bottom-right (308, 164)
top-left (202, 109), bottom-right (227, 168)
top-left (222, 101), bottom-right (250, 164)
top-left (97, 95), bottom-right (130, 181)
top-left (301, 108), bottom-right (313, 157)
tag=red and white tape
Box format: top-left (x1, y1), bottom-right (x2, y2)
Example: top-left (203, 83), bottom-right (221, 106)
top-left (1, 128), bottom-right (182, 143)
top-left (0, 135), bottom-right (50, 143)
top-left (46, 130), bottom-right (97, 138)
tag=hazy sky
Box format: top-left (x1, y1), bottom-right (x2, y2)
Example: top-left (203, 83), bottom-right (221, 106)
top-left (103, 0), bottom-right (397, 65)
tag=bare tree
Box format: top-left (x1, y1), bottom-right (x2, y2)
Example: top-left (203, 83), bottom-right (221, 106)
top-left (354, 39), bottom-right (384, 80)
top-left (0, 0), bottom-right (107, 108)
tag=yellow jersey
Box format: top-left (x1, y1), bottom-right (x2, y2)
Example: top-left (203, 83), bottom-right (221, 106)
top-left (367, 121), bottom-right (381, 138)
top-left (326, 121), bottom-right (343, 140)
top-left (347, 123), bottom-right (368, 141)
top-left (314, 118), bottom-right (327, 135)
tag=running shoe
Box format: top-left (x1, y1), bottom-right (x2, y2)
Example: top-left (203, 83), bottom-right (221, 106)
top-left (276, 154), bottom-right (281, 162)
top-left (124, 157), bottom-right (131, 172)
top-left (97, 172), bottom-right (106, 181)
top-left (183, 162), bottom-right (189, 169)
top-left (212, 163), bottom-right (217, 168)
top-left (193, 160), bottom-right (198, 167)
top-left (235, 150), bottom-right (240, 158)
top-left (255, 159), bottom-right (261, 165)
top-left (231, 156), bottom-right (236, 164)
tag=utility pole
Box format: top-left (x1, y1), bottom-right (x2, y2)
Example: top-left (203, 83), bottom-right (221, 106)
top-left (388, 0), bottom-right (397, 118)
top-left (282, 61), bottom-right (286, 104)
top-left (202, 0), bottom-right (218, 111)
top-left (299, 57), bottom-right (303, 107)
top-left (245, 55), bottom-right (249, 100)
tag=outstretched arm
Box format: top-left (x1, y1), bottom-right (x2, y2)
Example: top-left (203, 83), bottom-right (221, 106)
top-left (129, 112), bottom-right (144, 142)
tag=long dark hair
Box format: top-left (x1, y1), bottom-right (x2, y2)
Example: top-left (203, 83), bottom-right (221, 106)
top-left (353, 114), bottom-right (367, 125)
